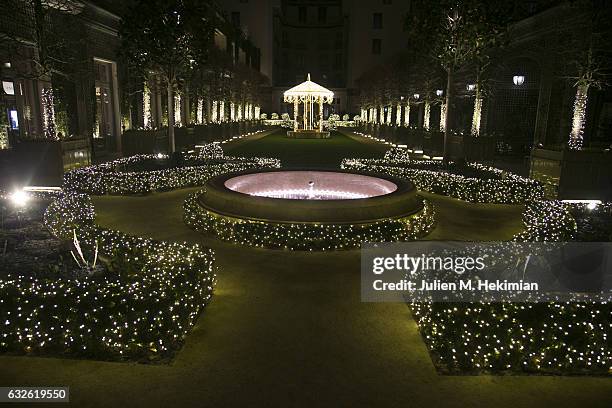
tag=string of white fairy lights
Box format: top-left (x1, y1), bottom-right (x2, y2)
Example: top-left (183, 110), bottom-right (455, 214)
top-left (354, 149), bottom-right (611, 375)
top-left (0, 192), bottom-right (215, 360)
top-left (341, 156), bottom-right (544, 204)
top-left (63, 154), bottom-right (281, 195)
top-left (3, 144), bottom-right (607, 371)
top-left (1, 153), bottom-right (280, 360)
top-left (183, 190), bottom-right (436, 251)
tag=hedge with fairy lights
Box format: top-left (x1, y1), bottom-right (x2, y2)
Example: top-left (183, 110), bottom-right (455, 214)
top-left (0, 192), bottom-right (215, 361)
top-left (348, 150), bottom-right (612, 375)
top-left (412, 201), bottom-right (612, 375)
top-left (183, 189), bottom-right (436, 251)
top-left (341, 156), bottom-right (543, 204)
top-left (64, 154), bottom-right (281, 195)
top-left (0, 150), bottom-right (281, 360)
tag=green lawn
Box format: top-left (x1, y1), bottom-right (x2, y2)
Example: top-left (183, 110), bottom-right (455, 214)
top-left (0, 129), bottom-right (609, 408)
top-left (225, 129), bottom-right (388, 168)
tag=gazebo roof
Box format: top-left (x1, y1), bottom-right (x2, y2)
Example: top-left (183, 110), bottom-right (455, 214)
top-left (283, 74), bottom-right (334, 99)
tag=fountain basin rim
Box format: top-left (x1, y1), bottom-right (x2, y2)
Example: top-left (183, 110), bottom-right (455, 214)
top-left (199, 168), bottom-right (423, 224)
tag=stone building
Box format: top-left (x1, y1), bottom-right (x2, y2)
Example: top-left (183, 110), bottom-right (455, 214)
top-left (0, 0), bottom-right (265, 186)
top-left (0, 0), bottom-right (125, 183)
top-left (223, 0), bottom-right (411, 116)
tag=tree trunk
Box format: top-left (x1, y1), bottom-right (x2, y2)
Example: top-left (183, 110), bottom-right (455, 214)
top-left (471, 85), bottom-right (482, 137)
top-left (569, 83), bottom-right (588, 150)
top-left (443, 67), bottom-right (454, 160)
top-left (206, 98), bottom-right (211, 123)
top-left (183, 82), bottom-right (190, 125)
top-left (167, 82), bottom-right (175, 153)
top-left (155, 76), bottom-right (163, 128)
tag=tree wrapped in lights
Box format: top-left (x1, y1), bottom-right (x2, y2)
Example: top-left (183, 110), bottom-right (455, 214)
top-left (567, 49), bottom-right (607, 150)
top-left (41, 87), bottom-right (58, 140)
top-left (174, 93), bottom-right (182, 127)
top-left (406, 0), bottom-right (512, 156)
top-left (143, 83), bottom-right (152, 129)
top-left (196, 97), bottom-right (204, 124)
top-left (120, 0), bottom-right (214, 152)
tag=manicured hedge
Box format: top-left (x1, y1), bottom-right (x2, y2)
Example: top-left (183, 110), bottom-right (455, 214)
top-left (64, 154), bottom-right (281, 195)
top-left (183, 189), bottom-right (436, 251)
top-left (342, 158), bottom-right (544, 204)
top-left (0, 193), bottom-right (215, 361)
top-left (411, 300), bottom-right (612, 375)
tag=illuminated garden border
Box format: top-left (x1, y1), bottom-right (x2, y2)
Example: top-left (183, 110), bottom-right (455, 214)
top-left (0, 192), bottom-right (215, 361)
top-left (341, 151), bottom-right (612, 375)
top-left (64, 154), bottom-right (281, 195)
top-left (341, 157), bottom-right (544, 204)
top-left (1, 153), bottom-right (281, 361)
top-left (411, 201), bottom-right (611, 375)
top-left (183, 189), bottom-right (436, 251)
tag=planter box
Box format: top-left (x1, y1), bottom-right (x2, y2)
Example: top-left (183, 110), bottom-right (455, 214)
top-left (10, 140), bottom-right (64, 186)
top-left (530, 148), bottom-right (612, 200)
top-left (175, 127), bottom-right (196, 150)
top-left (446, 134), bottom-right (495, 161)
top-left (122, 129), bottom-right (167, 156)
top-left (61, 138), bottom-right (91, 172)
top-left (424, 132), bottom-right (444, 155)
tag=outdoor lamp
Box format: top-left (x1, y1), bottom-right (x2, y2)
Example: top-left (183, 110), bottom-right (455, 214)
top-left (513, 75), bottom-right (525, 86)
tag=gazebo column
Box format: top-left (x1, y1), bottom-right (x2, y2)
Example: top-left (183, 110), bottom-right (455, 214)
top-left (293, 99), bottom-right (299, 131)
top-left (303, 99), bottom-right (308, 130)
top-left (311, 99), bottom-right (314, 130)
top-left (319, 98), bottom-right (323, 132)
top-left (309, 98), bottom-right (313, 130)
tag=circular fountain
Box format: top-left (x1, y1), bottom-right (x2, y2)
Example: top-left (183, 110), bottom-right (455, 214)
top-left (185, 168), bottom-right (433, 249)
top-left (199, 169), bottom-right (422, 223)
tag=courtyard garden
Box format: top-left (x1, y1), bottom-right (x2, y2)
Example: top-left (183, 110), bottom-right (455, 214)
top-left (1, 129), bottom-right (611, 406)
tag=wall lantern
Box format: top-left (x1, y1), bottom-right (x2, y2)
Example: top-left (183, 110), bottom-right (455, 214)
top-left (413, 93), bottom-right (420, 100)
top-left (513, 75), bottom-right (525, 86)
top-left (436, 89), bottom-right (444, 96)
top-left (466, 84), bottom-right (476, 92)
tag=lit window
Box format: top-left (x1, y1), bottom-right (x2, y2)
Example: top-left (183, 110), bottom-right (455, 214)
top-left (9, 109), bottom-right (19, 129)
top-left (2, 81), bottom-right (15, 95)
top-left (513, 75), bottom-right (525, 86)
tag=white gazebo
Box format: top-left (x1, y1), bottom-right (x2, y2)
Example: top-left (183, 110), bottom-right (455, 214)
top-left (283, 74), bottom-right (334, 138)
